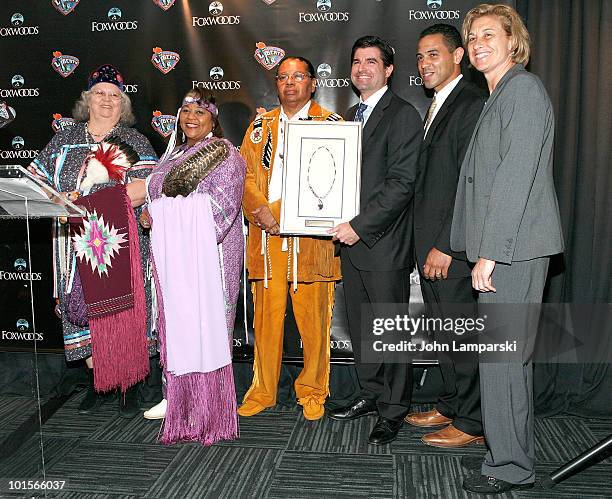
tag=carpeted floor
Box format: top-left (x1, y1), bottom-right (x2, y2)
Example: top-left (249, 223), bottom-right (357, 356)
top-left (0, 392), bottom-right (610, 498)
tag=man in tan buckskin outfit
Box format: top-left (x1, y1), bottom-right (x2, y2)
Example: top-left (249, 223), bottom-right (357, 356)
top-left (239, 56), bottom-right (342, 421)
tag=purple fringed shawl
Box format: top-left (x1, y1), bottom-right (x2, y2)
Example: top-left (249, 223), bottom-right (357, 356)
top-left (148, 138), bottom-right (245, 445)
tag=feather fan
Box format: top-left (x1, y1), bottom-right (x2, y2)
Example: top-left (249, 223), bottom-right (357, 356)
top-left (80, 137), bottom-right (139, 192)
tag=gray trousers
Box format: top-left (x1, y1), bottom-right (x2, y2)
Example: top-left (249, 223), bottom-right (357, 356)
top-left (478, 257), bottom-right (549, 484)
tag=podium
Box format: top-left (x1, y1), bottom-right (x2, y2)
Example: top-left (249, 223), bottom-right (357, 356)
top-left (0, 165), bottom-right (85, 352)
top-left (0, 165), bottom-right (85, 346)
top-left (0, 164), bottom-right (84, 350)
top-left (0, 165), bottom-right (84, 218)
top-left (0, 165), bottom-right (86, 478)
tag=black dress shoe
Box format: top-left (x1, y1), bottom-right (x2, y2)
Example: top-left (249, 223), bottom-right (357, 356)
top-left (327, 398), bottom-right (377, 421)
top-left (462, 474), bottom-right (534, 494)
top-left (368, 417), bottom-right (403, 445)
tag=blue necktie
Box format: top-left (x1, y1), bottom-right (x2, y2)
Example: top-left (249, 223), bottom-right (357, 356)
top-left (355, 102), bottom-right (368, 122)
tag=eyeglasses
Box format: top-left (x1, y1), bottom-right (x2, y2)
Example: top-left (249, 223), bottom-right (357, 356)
top-left (91, 90), bottom-right (121, 101)
top-left (275, 72), bottom-right (311, 83)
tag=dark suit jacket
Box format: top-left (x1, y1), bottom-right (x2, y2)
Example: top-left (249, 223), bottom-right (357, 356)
top-left (451, 64), bottom-right (564, 264)
top-left (414, 78), bottom-right (486, 278)
top-left (342, 89), bottom-right (422, 271)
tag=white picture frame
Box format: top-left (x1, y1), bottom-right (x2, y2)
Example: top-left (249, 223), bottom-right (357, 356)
top-left (280, 121), bottom-right (361, 236)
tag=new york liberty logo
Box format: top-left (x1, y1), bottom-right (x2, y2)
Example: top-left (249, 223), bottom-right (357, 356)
top-left (151, 47), bottom-right (180, 74)
top-left (153, 0), bottom-right (176, 10)
top-left (51, 52), bottom-right (79, 77)
top-left (52, 0), bottom-right (81, 16)
top-left (151, 111), bottom-right (176, 138)
top-left (253, 42), bottom-right (285, 70)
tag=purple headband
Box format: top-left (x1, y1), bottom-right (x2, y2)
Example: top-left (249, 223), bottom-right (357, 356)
top-left (182, 96), bottom-right (218, 117)
top-left (88, 64), bottom-right (124, 91)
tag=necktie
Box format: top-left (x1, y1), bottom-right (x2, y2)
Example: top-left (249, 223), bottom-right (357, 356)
top-left (424, 95), bottom-right (437, 131)
top-left (355, 102), bottom-right (368, 122)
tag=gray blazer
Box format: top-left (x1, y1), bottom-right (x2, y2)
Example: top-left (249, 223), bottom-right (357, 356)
top-left (451, 64), bottom-right (564, 264)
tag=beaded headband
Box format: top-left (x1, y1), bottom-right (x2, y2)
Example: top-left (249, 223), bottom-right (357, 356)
top-left (182, 96), bottom-right (218, 117)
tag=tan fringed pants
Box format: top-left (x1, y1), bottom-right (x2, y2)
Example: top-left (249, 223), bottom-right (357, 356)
top-left (243, 236), bottom-right (335, 407)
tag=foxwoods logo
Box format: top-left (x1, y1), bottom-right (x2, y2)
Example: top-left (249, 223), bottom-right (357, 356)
top-left (315, 63), bottom-right (350, 88)
top-left (2, 331), bottom-right (44, 341)
top-left (52, 0), bottom-right (81, 16)
top-left (0, 13), bottom-right (39, 37)
top-left (193, 66), bottom-right (241, 91)
top-left (52, 114), bottom-right (76, 133)
top-left (0, 136), bottom-right (39, 160)
top-left (0, 258), bottom-right (43, 281)
top-left (2, 319), bottom-right (44, 341)
top-left (299, 0), bottom-right (349, 23)
top-left (153, 0), bottom-right (176, 11)
top-left (151, 47), bottom-right (180, 74)
top-left (151, 111), bottom-right (176, 138)
top-left (408, 75), bottom-right (424, 86)
top-left (12, 136), bottom-right (24, 149)
top-left (0, 268), bottom-right (43, 279)
top-left (0, 75), bottom-right (40, 98)
top-left (409, 0), bottom-right (460, 20)
top-left (92, 7), bottom-right (139, 31)
top-left (299, 339), bottom-right (351, 350)
top-left (193, 2), bottom-right (240, 26)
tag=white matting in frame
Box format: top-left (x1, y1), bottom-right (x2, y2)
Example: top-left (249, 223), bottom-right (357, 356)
top-left (280, 121), bottom-right (361, 236)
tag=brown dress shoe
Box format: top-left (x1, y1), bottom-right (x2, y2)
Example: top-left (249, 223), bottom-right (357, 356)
top-left (421, 424), bottom-right (485, 448)
top-left (404, 409), bottom-right (452, 427)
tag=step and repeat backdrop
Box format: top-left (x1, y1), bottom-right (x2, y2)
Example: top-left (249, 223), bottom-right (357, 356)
top-left (0, 0), bottom-right (510, 361)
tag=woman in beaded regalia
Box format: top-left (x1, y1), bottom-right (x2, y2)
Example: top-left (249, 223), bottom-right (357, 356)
top-left (28, 65), bottom-right (157, 418)
top-left (137, 88), bottom-right (245, 445)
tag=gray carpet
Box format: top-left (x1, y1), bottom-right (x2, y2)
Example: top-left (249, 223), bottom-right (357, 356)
top-left (0, 393), bottom-right (610, 498)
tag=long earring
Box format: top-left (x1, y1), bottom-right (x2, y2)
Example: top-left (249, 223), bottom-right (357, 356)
top-left (181, 132), bottom-right (186, 143)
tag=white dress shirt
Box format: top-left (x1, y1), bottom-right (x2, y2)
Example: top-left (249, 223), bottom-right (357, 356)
top-left (268, 100), bottom-right (312, 202)
top-left (358, 85), bottom-right (388, 125)
top-left (424, 74), bottom-right (463, 137)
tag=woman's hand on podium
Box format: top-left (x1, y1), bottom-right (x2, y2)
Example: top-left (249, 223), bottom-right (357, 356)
top-left (57, 191), bottom-right (80, 223)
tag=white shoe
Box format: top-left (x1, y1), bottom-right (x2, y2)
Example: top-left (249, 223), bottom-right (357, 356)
top-left (143, 399), bottom-right (167, 420)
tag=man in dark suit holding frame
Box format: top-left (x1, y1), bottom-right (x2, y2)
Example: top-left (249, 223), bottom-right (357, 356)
top-left (328, 35), bottom-right (422, 445)
top-left (405, 24), bottom-right (486, 448)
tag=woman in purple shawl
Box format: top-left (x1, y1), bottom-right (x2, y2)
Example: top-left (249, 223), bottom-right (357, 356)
top-left (137, 89), bottom-right (245, 445)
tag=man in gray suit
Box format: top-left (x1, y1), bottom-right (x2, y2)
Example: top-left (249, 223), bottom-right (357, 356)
top-left (452, 4), bottom-right (564, 494)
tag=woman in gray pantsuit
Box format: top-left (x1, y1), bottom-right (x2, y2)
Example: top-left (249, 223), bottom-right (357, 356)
top-left (450, 4), bottom-right (564, 494)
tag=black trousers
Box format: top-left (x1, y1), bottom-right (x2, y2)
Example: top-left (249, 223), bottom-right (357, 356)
top-left (341, 254), bottom-right (413, 421)
top-left (419, 275), bottom-right (482, 436)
